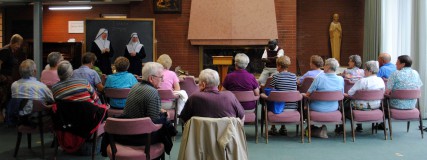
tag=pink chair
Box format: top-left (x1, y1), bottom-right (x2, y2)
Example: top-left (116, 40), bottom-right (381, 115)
top-left (344, 79), bottom-right (355, 94)
top-left (298, 77), bottom-right (314, 93)
top-left (262, 91), bottom-right (304, 144)
top-left (386, 89), bottom-right (423, 139)
top-left (305, 91), bottom-right (345, 143)
top-left (179, 76), bottom-right (198, 96)
top-left (158, 89), bottom-right (179, 129)
top-left (231, 91), bottom-right (260, 143)
top-left (104, 88), bottom-right (131, 117)
top-left (104, 117), bottom-right (165, 160)
top-left (347, 90), bottom-right (386, 142)
top-left (13, 99), bottom-right (52, 159)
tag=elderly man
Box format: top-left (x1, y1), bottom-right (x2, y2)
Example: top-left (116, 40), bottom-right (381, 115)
top-left (9, 60), bottom-right (54, 121)
top-left (377, 52), bottom-right (396, 79)
top-left (180, 69), bottom-right (245, 123)
top-left (259, 39), bottom-right (284, 85)
top-left (306, 58), bottom-right (344, 137)
top-left (222, 53), bottom-right (259, 111)
top-left (0, 34), bottom-right (25, 122)
top-left (72, 52), bottom-right (104, 93)
top-left (101, 62), bottom-right (175, 157)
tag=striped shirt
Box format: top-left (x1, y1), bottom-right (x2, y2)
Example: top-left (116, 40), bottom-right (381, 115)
top-left (123, 81), bottom-right (161, 121)
top-left (270, 71), bottom-right (298, 109)
top-left (51, 78), bottom-right (99, 104)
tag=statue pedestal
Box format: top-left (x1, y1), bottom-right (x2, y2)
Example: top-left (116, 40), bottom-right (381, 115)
top-left (212, 56), bottom-right (233, 89)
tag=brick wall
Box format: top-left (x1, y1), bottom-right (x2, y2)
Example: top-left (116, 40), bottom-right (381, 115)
top-left (297, 0), bottom-right (364, 73)
top-left (276, 0), bottom-right (297, 73)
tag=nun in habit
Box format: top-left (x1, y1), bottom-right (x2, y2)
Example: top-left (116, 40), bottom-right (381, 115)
top-left (91, 28), bottom-right (114, 75)
top-left (124, 32), bottom-right (146, 76)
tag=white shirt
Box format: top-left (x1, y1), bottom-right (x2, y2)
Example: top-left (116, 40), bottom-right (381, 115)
top-left (348, 75), bottom-right (385, 109)
top-left (261, 46), bottom-right (284, 59)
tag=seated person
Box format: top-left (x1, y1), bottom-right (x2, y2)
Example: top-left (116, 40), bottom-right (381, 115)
top-left (306, 58), bottom-right (344, 136)
top-left (104, 57), bottom-right (137, 109)
top-left (156, 54), bottom-right (188, 114)
top-left (298, 55), bottom-right (324, 84)
top-left (101, 62), bottom-right (176, 156)
top-left (180, 69), bottom-right (245, 123)
top-left (377, 52), bottom-right (396, 79)
top-left (52, 61), bottom-right (100, 104)
top-left (260, 56), bottom-right (297, 135)
top-left (342, 55), bottom-right (364, 81)
top-left (222, 53), bottom-right (259, 111)
top-left (346, 61), bottom-right (385, 132)
top-left (10, 59), bottom-right (54, 120)
top-left (40, 52), bottom-right (63, 87)
top-left (72, 52), bottom-right (104, 93)
top-left (386, 55), bottom-right (423, 109)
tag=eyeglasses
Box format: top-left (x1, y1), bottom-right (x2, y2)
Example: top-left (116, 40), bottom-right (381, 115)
top-left (152, 75), bottom-right (164, 80)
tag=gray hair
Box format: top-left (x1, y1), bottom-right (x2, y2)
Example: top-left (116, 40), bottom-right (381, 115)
top-left (234, 53), bottom-right (250, 69)
top-left (349, 55), bottom-right (362, 68)
top-left (364, 60), bottom-right (379, 74)
top-left (57, 61), bottom-right (74, 81)
top-left (325, 58), bottom-right (340, 71)
top-left (19, 59), bottom-right (36, 79)
top-left (47, 52), bottom-right (63, 67)
top-left (199, 69), bottom-right (220, 87)
top-left (141, 62), bottom-right (164, 81)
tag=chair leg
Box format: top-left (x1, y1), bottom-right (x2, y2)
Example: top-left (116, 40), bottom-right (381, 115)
top-left (265, 119), bottom-right (269, 144)
top-left (351, 121), bottom-right (355, 142)
top-left (92, 132), bottom-right (97, 160)
top-left (255, 117), bottom-right (258, 144)
top-left (27, 134), bottom-right (31, 149)
top-left (371, 123), bottom-right (375, 135)
top-left (388, 118), bottom-right (393, 140)
top-left (296, 125), bottom-right (299, 137)
top-left (40, 130), bottom-right (45, 159)
top-left (14, 132), bottom-right (22, 157)
top-left (407, 121), bottom-right (410, 132)
top-left (54, 134), bottom-right (59, 159)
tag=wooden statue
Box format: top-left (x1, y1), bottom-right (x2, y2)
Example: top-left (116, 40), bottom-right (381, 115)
top-left (329, 13), bottom-right (342, 62)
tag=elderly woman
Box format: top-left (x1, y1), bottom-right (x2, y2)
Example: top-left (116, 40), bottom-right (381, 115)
top-left (41, 52), bottom-right (63, 86)
top-left (346, 61), bottom-right (385, 132)
top-left (342, 55), bottom-right (364, 81)
top-left (104, 57), bottom-right (138, 109)
top-left (306, 58), bottom-right (344, 137)
top-left (260, 56), bottom-right (297, 135)
top-left (222, 53), bottom-right (259, 111)
top-left (157, 54), bottom-right (180, 91)
top-left (52, 61), bottom-right (99, 104)
top-left (298, 55), bottom-right (324, 84)
top-left (386, 55), bottom-right (423, 109)
top-left (180, 69), bottom-right (245, 123)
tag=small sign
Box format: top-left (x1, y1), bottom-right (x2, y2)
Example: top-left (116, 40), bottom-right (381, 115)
top-left (68, 21), bottom-right (84, 33)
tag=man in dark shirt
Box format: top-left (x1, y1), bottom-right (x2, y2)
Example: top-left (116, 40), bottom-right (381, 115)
top-left (0, 34), bottom-right (24, 123)
top-left (180, 69), bottom-right (245, 123)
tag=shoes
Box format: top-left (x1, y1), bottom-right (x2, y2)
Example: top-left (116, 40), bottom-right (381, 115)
top-left (356, 124), bottom-right (363, 133)
top-left (279, 126), bottom-right (288, 136)
top-left (335, 125), bottom-right (343, 135)
top-left (319, 125), bottom-right (328, 138)
top-left (268, 126), bottom-right (278, 135)
top-left (377, 123), bottom-right (387, 130)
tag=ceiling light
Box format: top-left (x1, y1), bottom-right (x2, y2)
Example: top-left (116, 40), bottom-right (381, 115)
top-left (49, 6), bottom-right (92, 10)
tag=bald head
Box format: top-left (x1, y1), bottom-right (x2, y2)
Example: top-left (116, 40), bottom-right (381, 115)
top-left (378, 52), bottom-right (391, 66)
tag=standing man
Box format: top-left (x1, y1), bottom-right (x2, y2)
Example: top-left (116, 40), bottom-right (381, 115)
top-left (377, 52), bottom-right (396, 79)
top-left (0, 34), bottom-right (25, 123)
top-left (259, 39), bottom-right (284, 86)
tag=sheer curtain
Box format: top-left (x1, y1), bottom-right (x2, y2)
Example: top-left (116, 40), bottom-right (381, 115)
top-left (381, 0), bottom-right (427, 117)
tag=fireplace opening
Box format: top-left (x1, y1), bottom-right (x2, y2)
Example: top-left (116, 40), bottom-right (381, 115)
top-left (201, 46), bottom-right (265, 76)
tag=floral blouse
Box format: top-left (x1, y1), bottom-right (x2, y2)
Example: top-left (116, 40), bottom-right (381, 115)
top-left (342, 67), bottom-right (364, 81)
top-left (387, 67), bottom-right (423, 109)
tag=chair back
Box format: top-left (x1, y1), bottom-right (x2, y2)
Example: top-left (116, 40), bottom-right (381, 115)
top-left (267, 91), bottom-right (302, 102)
top-left (31, 100), bottom-right (49, 112)
top-left (310, 91), bottom-right (344, 101)
top-left (179, 76), bottom-right (199, 96)
top-left (390, 89), bottom-right (421, 99)
top-left (104, 88), bottom-right (131, 99)
top-left (344, 79), bottom-right (355, 94)
top-left (231, 91), bottom-right (259, 102)
top-left (101, 74), bottom-right (107, 85)
top-left (299, 77), bottom-right (314, 93)
top-left (104, 117), bottom-right (162, 135)
top-left (265, 77), bottom-right (273, 88)
top-left (350, 90), bottom-right (384, 101)
top-left (158, 89), bottom-right (178, 100)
